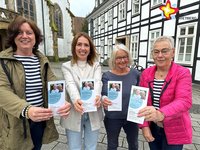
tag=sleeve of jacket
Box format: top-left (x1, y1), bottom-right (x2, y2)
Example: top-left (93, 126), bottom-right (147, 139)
top-left (0, 65), bottom-right (28, 118)
top-left (101, 72), bottom-right (109, 97)
top-left (138, 69), bottom-right (150, 128)
top-left (61, 62), bottom-right (80, 103)
top-left (159, 68), bottom-right (192, 118)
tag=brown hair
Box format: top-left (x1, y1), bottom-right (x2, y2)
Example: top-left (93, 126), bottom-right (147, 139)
top-left (71, 32), bottom-right (98, 65)
top-left (6, 16), bottom-right (43, 52)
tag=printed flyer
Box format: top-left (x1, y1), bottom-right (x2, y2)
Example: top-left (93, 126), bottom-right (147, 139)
top-left (127, 85), bottom-right (149, 124)
top-left (48, 80), bottom-right (65, 116)
top-left (80, 79), bottom-right (96, 112)
top-left (107, 81), bottom-right (122, 111)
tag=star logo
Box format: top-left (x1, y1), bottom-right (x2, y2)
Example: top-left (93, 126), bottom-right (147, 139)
top-left (159, 0), bottom-right (179, 20)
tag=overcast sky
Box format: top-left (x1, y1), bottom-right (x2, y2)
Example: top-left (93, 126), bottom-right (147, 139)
top-left (68, 0), bottom-right (95, 17)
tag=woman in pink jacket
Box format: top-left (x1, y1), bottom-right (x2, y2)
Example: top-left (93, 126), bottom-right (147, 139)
top-left (138, 36), bottom-right (192, 150)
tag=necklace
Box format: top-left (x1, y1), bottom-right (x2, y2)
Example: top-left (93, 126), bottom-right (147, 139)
top-left (155, 71), bottom-right (167, 79)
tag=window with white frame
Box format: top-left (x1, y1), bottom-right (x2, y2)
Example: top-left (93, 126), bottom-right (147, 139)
top-left (131, 34), bottom-right (139, 60)
top-left (151, 0), bottom-right (162, 6)
top-left (175, 24), bottom-right (197, 65)
top-left (132, 0), bottom-right (140, 15)
top-left (148, 30), bottom-right (161, 60)
top-left (108, 9), bottom-right (113, 25)
top-left (100, 41), bottom-right (105, 62)
top-left (95, 0), bottom-right (98, 7)
top-left (100, 15), bottom-right (105, 28)
top-left (108, 39), bottom-right (112, 58)
top-left (95, 18), bottom-right (98, 31)
top-left (119, 1), bottom-right (126, 21)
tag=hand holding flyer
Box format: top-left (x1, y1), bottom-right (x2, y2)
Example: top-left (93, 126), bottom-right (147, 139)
top-left (80, 79), bottom-right (97, 112)
top-left (127, 86), bottom-right (149, 124)
top-left (48, 80), bottom-right (65, 116)
top-left (107, 81), bottom-right (122, 111)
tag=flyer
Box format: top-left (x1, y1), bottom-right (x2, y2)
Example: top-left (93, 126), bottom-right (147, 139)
top-left (107, 81), bottom-right (122, 111)
top-left (127, 85), bottom-right (149, 124)
top-left (48, 80), bottom-right (65, 116)
top-left (80, 79), bottom-right (97, 112)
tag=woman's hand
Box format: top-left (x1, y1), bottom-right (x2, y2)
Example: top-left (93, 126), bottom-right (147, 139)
top-left (95, 95), bottom-right (101, 108)
top-left (74, 99), bottom-right (84, 114)
top-left (142, 127), bottom-right (155, 142)
top-left (28, 106), bottom-right (53, 122)
top-left (102, 96), bottom-right (112, 110)
top-left (138, 106), bottom-right (164, 122)
top-left (57, 102), bottom-right (71, 118)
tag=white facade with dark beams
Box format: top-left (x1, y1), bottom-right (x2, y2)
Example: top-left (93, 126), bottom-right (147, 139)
top-left (86, 0), bottom-right (200, 83)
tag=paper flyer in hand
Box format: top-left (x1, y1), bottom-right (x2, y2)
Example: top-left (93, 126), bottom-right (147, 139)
top-left (127, 86), bottom-right (149, 124)
top-left (48, 80), bottom-right (65, 116)
top-left (107, 81), bottom-right (122, 111)
top-left (80, 79), bottom-right (97, 112)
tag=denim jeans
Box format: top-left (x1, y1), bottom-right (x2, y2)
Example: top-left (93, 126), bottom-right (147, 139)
top-left (29, 120), bottom-right (45, 150)
top-left (104, 117), bottom-right (138, 150)
top-left (149, 122), bottom-right (183, 150)
top-left (66, 113), bottom-right (99, 150)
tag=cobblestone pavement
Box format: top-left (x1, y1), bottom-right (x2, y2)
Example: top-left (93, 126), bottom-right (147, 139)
top-left (41, 62), bottom-right (200, 150)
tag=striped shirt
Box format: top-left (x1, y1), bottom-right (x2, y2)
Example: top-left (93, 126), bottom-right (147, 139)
top-left (153, 79), bottom-right (165, 109)
top-left (14, 55), bottom-right (44, 107)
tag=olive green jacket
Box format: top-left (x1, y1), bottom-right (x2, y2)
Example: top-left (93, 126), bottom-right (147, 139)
top-left (0, 48), bottom-right (59, 150)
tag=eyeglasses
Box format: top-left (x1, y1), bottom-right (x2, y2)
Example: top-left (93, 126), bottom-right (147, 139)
top-left (151, 48), bottom-right (171, 56)
top-left (116, 56), bottom-right (129, 61)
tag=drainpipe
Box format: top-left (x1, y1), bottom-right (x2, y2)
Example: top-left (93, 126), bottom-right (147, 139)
top-left (41, 0), bottom-right (46, 55)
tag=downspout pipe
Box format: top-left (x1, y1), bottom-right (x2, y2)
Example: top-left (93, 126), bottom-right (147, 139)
top-left (41, 0), bottom-right (46, 55)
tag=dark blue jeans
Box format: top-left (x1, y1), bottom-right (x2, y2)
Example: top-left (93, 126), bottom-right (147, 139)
top-left (149, 122), bottom-right (183, 150)
top-left (29, 120), bottom-right (46, 150)
top-left (104, 117), bottom-right (138, 150)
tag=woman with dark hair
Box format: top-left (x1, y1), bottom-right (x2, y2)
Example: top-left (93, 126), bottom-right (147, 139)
top-left (60, 32), bottom-right (103, 150)
top-left (0, 16), bottom-right (71, 150)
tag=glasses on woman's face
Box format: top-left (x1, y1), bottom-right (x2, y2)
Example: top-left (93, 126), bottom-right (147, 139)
top-left (151, 48), bottom-right (171, 56)
top-left (116, 56), bottom-right (129, 62)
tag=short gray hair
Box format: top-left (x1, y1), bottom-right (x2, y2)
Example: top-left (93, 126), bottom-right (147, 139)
top-left (153, 36), bottom-right (175, 49)
top-left (109, 44), bottom-right (133, 69)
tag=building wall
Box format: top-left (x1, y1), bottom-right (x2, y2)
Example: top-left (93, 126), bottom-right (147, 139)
top-left (87, 0), bottom-right (200, 83)
top-left (0, 0), bottom-right (73, 58)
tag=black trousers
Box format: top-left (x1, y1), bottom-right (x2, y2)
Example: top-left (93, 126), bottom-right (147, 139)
top-left (29, 120), bottom-right (46, 150)
top-left (104, 117), bottom-right (138, 150)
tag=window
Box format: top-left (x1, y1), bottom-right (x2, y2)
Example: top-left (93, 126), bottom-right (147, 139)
top-left (108, 39), bottom-right (113, 58)
top-left (108, 9), bottom-right (113, 25)
top-left (95, 18), bottom-right (98, 31)
top-left (17, 0), bottom-right (36, 21)
top-left (131, 34), bottom-right (139, 60)
top-left (151, 0), bottom-right (162, 6)
top-left (100, 15), bottom-right (105, 29)
top-left (148, 30), bottom-right (161, 60)
top-left (54, 4), bottom-right (63, 38)
top-left (119, 1), bottom-right (126, 21)
top-left (95, 0), bottom-right (98, 7)
top-left (132, 0), bottom-right (140, 15)
top-left (100, 41), bottom-right (105, 62)
top-left (175, 24), bottom-right (197, 65)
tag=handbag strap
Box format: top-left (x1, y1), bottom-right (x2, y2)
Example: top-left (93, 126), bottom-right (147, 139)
top-left (0, 59), bottom-right (13, 87)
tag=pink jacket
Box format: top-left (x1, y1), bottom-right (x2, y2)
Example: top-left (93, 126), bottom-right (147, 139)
top-left (139, 62), bottom-right (192, 144)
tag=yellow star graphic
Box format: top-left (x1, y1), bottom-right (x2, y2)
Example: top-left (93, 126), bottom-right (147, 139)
top-left (159, 0), bottom-right (179, 20)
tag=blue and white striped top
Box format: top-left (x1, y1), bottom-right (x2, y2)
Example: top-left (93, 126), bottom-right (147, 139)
top-left (153, 79), bottom-right (165, 109)
top-left (14, 55), bottom-right (44, 107)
